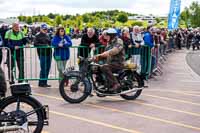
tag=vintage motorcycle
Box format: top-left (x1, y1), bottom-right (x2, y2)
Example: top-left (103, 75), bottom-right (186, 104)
top-left (59, 52), bottom-right (146, 104)
top-left (0, 83), bottom-right (49, 133)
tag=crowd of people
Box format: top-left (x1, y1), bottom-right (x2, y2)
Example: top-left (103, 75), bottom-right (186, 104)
top-left (0, 22), bottom-right (200, 89)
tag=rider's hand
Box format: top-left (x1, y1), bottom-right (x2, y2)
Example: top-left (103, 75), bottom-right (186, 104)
top-left (92, 56), bottom-right (99, 62)
top-left (99, 51), bottom-right (109, 58)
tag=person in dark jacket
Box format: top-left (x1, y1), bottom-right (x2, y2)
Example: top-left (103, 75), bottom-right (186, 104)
top-left (4, 23), bottom-right (27, 84)
top-left (0, 67), bottom-right (6, 98)
top-left (33, 24), bottom-right (52, 87)
top-left (79, 28), bottom-right (99, 58)
top-left (52, 27), bottom-right (72, 82)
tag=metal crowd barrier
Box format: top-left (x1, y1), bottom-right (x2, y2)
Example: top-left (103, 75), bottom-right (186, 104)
top-left (13, 45), bottom-right (152, 81)
top-left (0, 47), bottom-right (12, 82)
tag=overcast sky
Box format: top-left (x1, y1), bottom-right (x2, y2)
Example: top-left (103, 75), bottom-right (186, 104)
top-left (0, 0), bottom-right (200, 18)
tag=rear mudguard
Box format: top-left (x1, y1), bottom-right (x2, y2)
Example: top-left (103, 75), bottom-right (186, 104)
top-left (63, 71), bottom-right (92, 95)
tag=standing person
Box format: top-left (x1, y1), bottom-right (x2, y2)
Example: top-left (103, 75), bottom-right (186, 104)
top-left (130, 26), bottom-right (144, 73)
top-left (4, 23), bottom-right (27, 84)
top-left (52, 27), bottom-right (72, 82)
top-left (65, 24), bottom-right (71, 36)
top-left (99, 30), bottom-right (108, 46)
top-left (79, 28), bottom-right (99, 58)
top-left (143, 26), bottom-right (156, 74)
top-left (176, 29), bottom-right (183, 50)
top-left (33, 24), bottom-right (52, 87)
top-left (121, 27), bottom-right (132, 56)
top-left (130, 26), bottom-right (144, 47)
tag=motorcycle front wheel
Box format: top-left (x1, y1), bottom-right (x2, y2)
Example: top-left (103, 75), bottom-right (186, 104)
top-left (59, 75), bottom-right (90, 104)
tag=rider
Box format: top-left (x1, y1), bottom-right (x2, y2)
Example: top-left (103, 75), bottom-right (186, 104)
top-left (0, 67), bottom-right (7, 98)
top-left (93, 28), bottom-right (125, 92)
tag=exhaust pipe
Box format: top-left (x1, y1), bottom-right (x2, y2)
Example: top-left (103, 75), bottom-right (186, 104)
top-left (0, 122), bottom-right (28, 132)
top-left (95, 87), bottom-right (145, 96)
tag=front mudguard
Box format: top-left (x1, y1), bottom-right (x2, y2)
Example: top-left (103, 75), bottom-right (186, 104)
top-left (63, 71), bottom-right (92, 95)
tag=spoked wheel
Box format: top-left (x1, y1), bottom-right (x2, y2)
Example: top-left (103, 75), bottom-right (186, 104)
top-left (59, 75), bottom-right (90, 104)
top-left (0, 96), bottom-right (44, 133)
top-left (120, 72), bottom-right (144, 100)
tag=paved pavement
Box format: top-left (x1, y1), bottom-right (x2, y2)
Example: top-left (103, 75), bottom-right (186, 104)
top-left (186, 50), bottom-right (200, 77)
top-left (28, 49), bottom-right (200, 133)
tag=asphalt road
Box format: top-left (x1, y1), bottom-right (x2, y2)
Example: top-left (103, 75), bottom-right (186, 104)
top-left (2, 42), bottom-right (200, 133)
top-left (31, 49), bottom-right (200, 133)
top-left (186, 50), bottom-right (200, 76)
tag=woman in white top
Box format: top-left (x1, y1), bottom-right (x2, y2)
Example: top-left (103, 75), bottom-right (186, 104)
top-left (130, 26), bottom-right (144, 47)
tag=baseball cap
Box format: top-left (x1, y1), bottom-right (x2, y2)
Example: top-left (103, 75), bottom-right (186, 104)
top-left (41, 23), bottom-right (48, 30)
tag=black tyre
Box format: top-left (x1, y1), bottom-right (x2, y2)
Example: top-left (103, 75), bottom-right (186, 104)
top-left (120, 72), bottom-right (144, 100)
top-left (59, 75), bottom-right (90, 104)
top-left (0, 96), bottom-right (44, 133)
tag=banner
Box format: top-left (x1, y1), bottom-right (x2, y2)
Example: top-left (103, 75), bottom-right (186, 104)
top-left (168, 0), bottom-right (181, 30)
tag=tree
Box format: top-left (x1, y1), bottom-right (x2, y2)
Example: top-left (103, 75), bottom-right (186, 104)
top-left (18, 16), bottom-right (26, 22)
top-left (33, 17), bottom-right (39, 23)
top-left (131, 21), bottom-right (143, 27)
top-left (26, 16), bottom-right (33, 24)
top-left (181, 1), bottom-right (200, 27)
top-left (155, 18), bottom-right (161, 24)
top-left (190, 1), bottom-right (200, 27)
top-left (180, 7), bottom-right (190, 27)
top-left (47, 13), bottom-right (55, 19)
top-left (117, 13), bottom-right (128, 23)
top-left (55, 15), bottom-right (63, 26)
top-left (82, 14), bottom-right (90, 23)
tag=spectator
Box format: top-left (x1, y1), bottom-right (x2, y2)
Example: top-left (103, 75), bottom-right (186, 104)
top-left (22, 25), bottom-right (29, 36)
top-left (33, 23), bottom-right (52, 87)
top-left (4, 22), bottom-right (27, 84)
top-left (65, 24), bottom-right (71, 36)
top-left (143, 26), bottom-right (156, 74)
top-left (52, 27), bottom-right (72, 82)
top-left (176, 30), bottom-right (183, 50)
top-left (131, 26), bottom-right (144, 47)
top-left (79, 28), bottom-right (99, 58)
top-left (121, 27), bottom-right (132, 56)
top-left (143, 26), bottom-right (154, 49)
top-left (0, 24), bottom-right (9, 43)
top-left (130, 26), bottom-right (144, 73)
top-left (99, 30), bottom-right (108, 46)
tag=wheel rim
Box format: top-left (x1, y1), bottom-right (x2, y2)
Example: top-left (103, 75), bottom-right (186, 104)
top-left (0, 101), bottom-right (40, 133)
top-left (63, 77), bottom-right (86, 100)
top-left (124, 75), bottom-right (140, 96)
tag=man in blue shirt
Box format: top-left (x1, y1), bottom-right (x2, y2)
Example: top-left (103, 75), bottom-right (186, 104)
top-left (143, 26), bottom-right (156, 74)
top-left (143, 26), bottom-right (154, 49)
